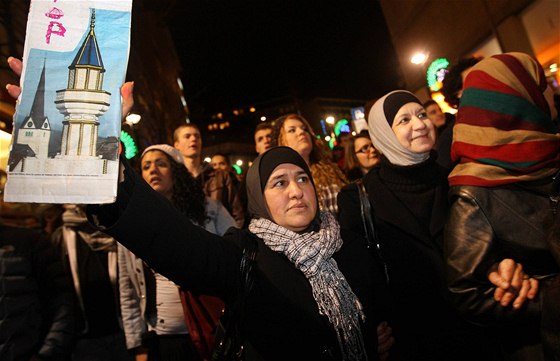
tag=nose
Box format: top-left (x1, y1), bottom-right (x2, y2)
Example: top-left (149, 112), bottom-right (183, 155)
top-left (148, 163), bottom-right (159, 174)
top-left (287, 180), bottom-right (303, 199)
top-left (412, 116), bottom-right (427, 130)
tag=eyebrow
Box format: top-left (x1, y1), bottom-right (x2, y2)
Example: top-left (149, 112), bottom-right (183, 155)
top-left (269, 169), bottom-right (307, 181)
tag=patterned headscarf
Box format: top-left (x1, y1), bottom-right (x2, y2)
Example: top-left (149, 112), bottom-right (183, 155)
top-left (246, 146), bottom-right (367, 360)
top-left (449, 52), bottom-right (560, 186)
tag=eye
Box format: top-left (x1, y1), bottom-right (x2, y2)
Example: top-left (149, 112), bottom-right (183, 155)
top-left (297, 175), bottom-right (310, 183)
top-left (287, 128), bottom-right (296, 133)
top-left (417, 111), bottom-right (428, 119)
top-left (142, 163), bottom-right (150, 171)
top-left (396, 116), bottom-right (410, 125)
top-left (155, 160), bottom-right (169, 168)
top-left (272, 180), bottom-right (286, 187)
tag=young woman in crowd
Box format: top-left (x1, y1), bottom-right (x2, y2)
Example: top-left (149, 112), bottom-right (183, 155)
top-left (336, 90), bottom-right (500, 361)
top-left (271, 114), bottom-right (348, 214)
top-left (118, 144), bottom-right (236, 360)
top-left (343, 133), bottom-right (380, 181)
top-left (89, 146), bottom-right (381, 360)
top-left (445, 52), bottom-right (560, 360)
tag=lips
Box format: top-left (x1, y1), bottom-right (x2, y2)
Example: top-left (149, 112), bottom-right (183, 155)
top-left (412, 134), bottom-right (428, 141)
top-left (288, 202), bottom-right (307, 211)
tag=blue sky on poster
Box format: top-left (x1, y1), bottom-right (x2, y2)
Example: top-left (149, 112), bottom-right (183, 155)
top-left (16, 2), bottom-right (131, 138)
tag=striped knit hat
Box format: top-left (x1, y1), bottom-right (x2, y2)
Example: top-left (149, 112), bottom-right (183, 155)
top-left (448, 52), bottom-right (560, 186)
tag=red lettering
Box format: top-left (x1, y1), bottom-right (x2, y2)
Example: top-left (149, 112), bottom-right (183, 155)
top-left (45, 21), bottom-right (66, 44)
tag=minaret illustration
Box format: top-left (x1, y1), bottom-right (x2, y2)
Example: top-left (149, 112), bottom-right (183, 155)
top-left (55, 8), bottom-right (110, 158)
top-left (9, 8), bottom-right (118, 175)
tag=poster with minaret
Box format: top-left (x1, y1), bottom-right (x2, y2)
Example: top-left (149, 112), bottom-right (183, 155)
top-left (4, 0), bottom-right (132, 203)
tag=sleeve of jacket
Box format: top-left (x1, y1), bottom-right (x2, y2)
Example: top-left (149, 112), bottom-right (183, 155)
top-left (89, 162), bottom-right (243, 301)
top-left (118, 244), bottom-right (146, 350)
top-left (225, 174), bottom-right (245, 229)
top-left (34, 233), bottom-right (75, 360)
top-left (444, 191), bottom-right (542, 325)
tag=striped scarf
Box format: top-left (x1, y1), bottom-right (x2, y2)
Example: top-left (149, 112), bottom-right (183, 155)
top-left (249, 211), bottom-right (367, 361)
top-left (449, 52), bottom-right (560, 186)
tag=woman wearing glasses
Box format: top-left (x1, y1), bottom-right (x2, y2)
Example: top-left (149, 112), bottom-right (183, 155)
top-left (344, 133), bottom-right (381, 181)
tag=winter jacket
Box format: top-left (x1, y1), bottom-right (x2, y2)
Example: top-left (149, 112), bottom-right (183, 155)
top-left (0, 224), bottom-right (74, 361)
top-left (445, 182), bottom-right (560, 360)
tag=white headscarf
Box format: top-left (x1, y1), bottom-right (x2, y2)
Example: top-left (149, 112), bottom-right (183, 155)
top-left (368, 90), bottom-right (430, 166)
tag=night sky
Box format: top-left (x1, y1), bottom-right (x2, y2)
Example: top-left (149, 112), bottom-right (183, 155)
top-left (168, 0), bottom-right (403, 116)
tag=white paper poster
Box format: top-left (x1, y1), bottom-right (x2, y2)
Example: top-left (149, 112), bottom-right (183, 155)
top-left (4, 0), bottom-right (132, 204)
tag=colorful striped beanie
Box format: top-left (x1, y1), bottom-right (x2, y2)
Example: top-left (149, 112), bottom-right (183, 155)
top-left (448, 52), bottom-right (560, 187)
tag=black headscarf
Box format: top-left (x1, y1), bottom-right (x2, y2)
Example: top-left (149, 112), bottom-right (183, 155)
top-left (246, 146), bottom-right (318, 224)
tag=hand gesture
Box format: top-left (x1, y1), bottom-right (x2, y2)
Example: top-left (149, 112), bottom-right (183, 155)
top-left (487, 258), bottom-right (539, 310)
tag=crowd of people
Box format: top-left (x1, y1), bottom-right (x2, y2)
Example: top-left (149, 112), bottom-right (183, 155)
top-left (1, 51), bottom-right (559, 361)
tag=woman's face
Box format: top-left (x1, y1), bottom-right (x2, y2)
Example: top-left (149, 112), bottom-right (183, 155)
top-left (263, 163), bottom-right (317, 232)
top-left (141, 150), bottom-right (174, 199)
top-left (391, 102), bottom-right (436, 153)
top-left (354, 137), bottom-right (380, 171)
top-left (281, 118), bottom-right (313, 161)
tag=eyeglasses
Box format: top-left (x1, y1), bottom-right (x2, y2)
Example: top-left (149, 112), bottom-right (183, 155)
top-left (355, 144), bottom-right (374, 154)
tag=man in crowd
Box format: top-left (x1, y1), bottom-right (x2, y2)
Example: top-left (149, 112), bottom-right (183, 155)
top-left (174, 124), bottom-right (244, 227)
top-left (253, 122), bottom-right (272, 155)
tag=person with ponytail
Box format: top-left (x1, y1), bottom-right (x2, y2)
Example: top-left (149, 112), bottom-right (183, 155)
top-left (445, 52), bottom-right (560, 360)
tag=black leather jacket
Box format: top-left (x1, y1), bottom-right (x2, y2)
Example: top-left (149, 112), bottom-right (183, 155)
top-left (445, 182), bottom-right (559, 359)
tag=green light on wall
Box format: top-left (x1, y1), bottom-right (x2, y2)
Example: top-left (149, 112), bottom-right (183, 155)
top-left (120, 130), bottom-right (138, 159)
top-left (426, 58), bottom-right (450, 92)
top-left (232, 164), bottom-right (242, 175)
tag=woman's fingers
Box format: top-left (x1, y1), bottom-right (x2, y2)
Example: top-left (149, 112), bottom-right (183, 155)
top-left (377, 321), bottom-right (395, 355)
top-left (499, 263), bottom-right (523, 307)
top-left (527, 278), bottom-right (539, 299)
top-left (120, 81), bottom-right (134, 119)
top-left (7, 57), bottom-right (23, 76)
top-left (488, 259), bottom-right (515, 290)
top-left (6, 57), bottom-right (23, 99)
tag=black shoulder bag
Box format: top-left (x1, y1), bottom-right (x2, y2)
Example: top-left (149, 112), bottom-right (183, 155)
top-left (356, 178), bottom-right (390, 285)
top-left (212, 235), bottom-right (258, 361)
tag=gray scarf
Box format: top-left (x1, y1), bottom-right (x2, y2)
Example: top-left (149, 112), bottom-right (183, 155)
top-left (249, 211), bottom-right (367, 361)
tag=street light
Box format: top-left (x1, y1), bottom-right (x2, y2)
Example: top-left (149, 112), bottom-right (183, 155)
top-left (410, 51), bottom-right (432, 99)
top-left (410, 52), bottom-right (428, 65)
top-left (325, 116), bottom-right (335, 125)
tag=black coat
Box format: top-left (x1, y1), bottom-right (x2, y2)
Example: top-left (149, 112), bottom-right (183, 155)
top-left (0, 225), bottom-right (74, 361)
top-left (89, 164), bottom-right (378, 361)
top-left (337, 158), bottom-right (501, 361)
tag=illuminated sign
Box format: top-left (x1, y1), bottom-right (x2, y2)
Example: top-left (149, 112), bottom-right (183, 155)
top-left (232, 164), bottom-right (242, 175)
top-left (334, 119), bottom-right (350, 137)
top-left (426, 58), bottom-right (450, 92)
top-left (120, 130), bottom-right (137, 159)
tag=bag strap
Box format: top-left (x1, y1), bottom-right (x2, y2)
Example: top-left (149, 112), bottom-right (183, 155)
top-left (212, 235), bottom-right (258, 360)
top-left (356, 179), bottom-right (390, 285)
